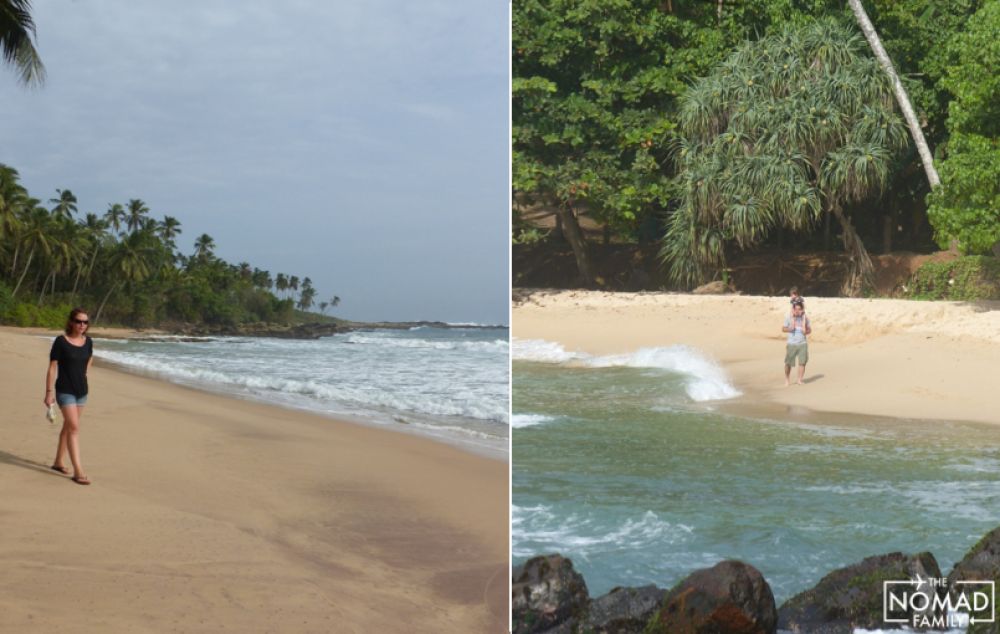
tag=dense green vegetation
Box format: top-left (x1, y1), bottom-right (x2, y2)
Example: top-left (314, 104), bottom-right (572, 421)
top-left (0, 164), bottom-right (339, 328)
top-left (925, 0), bottom-right (1000, 254)
top-left (904, 256), bottom-right (1000, 300)
top-left (513, 0), bottom-right (997, 291)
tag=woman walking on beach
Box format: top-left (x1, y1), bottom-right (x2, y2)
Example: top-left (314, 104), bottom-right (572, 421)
top-left (44, 308), bottom-right (93, 485)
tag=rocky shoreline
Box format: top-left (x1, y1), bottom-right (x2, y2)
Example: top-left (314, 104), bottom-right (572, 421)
top-left (101, 320), bottom-right (506, 341)
top-left (513, 526), bottom-right (1000, 634)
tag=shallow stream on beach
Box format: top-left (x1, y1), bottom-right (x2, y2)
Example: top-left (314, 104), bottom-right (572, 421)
top-left (512, 339), bottom-right (1000, 604)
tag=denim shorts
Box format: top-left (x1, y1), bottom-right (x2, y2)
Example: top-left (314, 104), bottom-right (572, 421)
top-left (55, 392), bottom-right (88, 407)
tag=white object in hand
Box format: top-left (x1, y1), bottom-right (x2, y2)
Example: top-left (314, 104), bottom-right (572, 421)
top-left (46, 404), bottom-right (57, 423)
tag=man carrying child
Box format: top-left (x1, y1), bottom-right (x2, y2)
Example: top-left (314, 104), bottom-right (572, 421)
top-left (783, 291), bottom-right (811, 386)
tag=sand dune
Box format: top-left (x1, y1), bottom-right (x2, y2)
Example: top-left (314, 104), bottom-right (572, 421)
top-left (0, 328), bottom-right (508, 633)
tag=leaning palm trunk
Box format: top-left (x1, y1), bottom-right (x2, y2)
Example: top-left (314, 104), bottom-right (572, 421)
top-left (830, 204), bottom-right (874, 297)
top-left (11, 246), bottom-right (34, 296)
top-left (847, 0), bottom-right (940, 188)
top-left (38, 269), bottom-right (57, 305)
top-left (94, 281), bottom-right (121, 325)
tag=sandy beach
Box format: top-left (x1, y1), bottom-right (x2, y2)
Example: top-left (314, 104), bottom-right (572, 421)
top-left (0, 328), bottom-right (508, 633)
top-left (513, 289), bottom-right (1000, 425)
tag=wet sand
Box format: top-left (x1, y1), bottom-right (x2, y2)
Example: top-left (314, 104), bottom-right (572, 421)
top-left (0, 327), bottom-right (508, 633)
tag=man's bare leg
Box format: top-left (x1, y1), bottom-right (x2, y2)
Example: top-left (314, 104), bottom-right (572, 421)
top-left (784, 364), bottom-right (792, 387)
top-left (797, 363), bottom-right (806, 385)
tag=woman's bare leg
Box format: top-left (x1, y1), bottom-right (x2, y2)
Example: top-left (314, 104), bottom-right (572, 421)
top-left (53, 424), bottom-right (69, 469)
top-left (59, 405), bottom-right (86, 479)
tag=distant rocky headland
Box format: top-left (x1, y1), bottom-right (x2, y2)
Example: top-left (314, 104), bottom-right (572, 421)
top-left (158, 320), bottom-right (506, 340)
top-left (513, 525), bottom-right (1000, 634)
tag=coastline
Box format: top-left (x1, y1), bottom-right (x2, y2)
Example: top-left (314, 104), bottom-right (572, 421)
top-left (513, 289), bottom-right (1000, 426)
top-left (0, 327), bottom-right (508, 633)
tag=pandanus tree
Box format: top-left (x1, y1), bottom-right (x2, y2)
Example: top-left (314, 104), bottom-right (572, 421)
top-left (661, 19), bottom-right (908, 295)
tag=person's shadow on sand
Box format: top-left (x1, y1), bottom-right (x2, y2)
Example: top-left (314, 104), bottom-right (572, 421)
top-left (802, 374), bottom-right (825, 384)
top-left (0, 449), bottom-right (62, 477)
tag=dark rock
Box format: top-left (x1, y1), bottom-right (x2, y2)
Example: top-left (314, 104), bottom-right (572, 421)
top-left (512, 555), bottom-right (589, 634)
top-left (646, 560), bottom-right (777, 634)
top-left (583, 585), bottom-right (667, 633)
top-left (777, 551), bottom-right (943, 634)
top-left (172, 319), bottom-right (505, 340)
top-left (948, 526), bottom-right (1000, 634)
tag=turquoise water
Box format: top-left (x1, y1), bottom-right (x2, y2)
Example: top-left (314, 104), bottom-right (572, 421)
top-left (512, 356), bottom-right (1000, 603)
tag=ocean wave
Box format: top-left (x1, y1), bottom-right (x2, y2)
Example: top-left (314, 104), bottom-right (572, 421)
top-left (512, 338), bottom-right (740, 402)
top-left (343, 333), bottom-right (508, 353)
top-left (512, 504), bottom-right (693, 558)
top-left (512, 338), bottom-right (580, 363)
top-left (512, 413), bottom-right (556, 429)
top-left (97, 350), bottom-right (508, 423)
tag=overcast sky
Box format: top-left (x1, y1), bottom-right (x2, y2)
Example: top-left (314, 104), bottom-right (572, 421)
top-left (1, 1), bottom-right (509, 324)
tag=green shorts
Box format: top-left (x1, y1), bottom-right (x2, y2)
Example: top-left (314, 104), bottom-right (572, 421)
top-left (785, 343), bottom-right (809, 367)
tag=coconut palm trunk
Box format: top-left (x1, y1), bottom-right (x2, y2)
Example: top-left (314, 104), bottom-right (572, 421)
top-left (94, 282), bottom-right (120, 325)
top-left (847, 0), bottom-right (940, 188)
top-left (555, 201), bottom-right (593, 286)
top-left (11, 246), bottom-right (33, 295)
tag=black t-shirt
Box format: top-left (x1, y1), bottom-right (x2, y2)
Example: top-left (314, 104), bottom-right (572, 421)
top-left (50, 335), bottom-right (93, 397)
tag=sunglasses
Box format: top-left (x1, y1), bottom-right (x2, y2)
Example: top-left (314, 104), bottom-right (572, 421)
top-left (74, 319), bottom-right (89, 325)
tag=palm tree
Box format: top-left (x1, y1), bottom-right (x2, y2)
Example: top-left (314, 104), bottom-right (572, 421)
top-left (158, 215), bottom-right (181, 248)
top-left (237, 261), bottom-right (251, 280)
top-left (330, 295), bottom-right (340, 308)
top-left (12, 203), bottom-right (53, 296)
top-left (49, 188), bottom-right (77, 220)
top-left (125, 198), bottom-right (149, 234)
top-left (193, 233), bottom-right (215, 261)
top-left (297, 286), bottom-right (316, 311)
top-left (661, 20), bottom-right (908, 296)
top-left (95, 230), bottom-right (154, 323)
top-left (74, 213), bottom-right (106, 298)
top-left (319, 301), bottom-right (329, 315)
top-left (104, 203), bottom-right (126, 235)
top-left (846, 0), bottom-right (939, 189)
top-left (1, 0), bottom-right (45, 86)
top-left (275, 273), bottom-right (288, 298)
top-left (0, 165), bottom-right (28, 271)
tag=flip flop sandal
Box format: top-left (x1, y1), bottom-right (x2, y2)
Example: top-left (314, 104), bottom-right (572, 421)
top-left (71, 476), bottom-right (91, 485)
top-left (50, 465), bottom-right (69, 474)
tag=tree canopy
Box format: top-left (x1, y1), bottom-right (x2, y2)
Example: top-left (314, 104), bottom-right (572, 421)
top-left (0, 164), bottom-right (339, 328)
top-left (925, 0), bottom-right (1000, 254)
top-left (513, 0), bottom-right (998, 292)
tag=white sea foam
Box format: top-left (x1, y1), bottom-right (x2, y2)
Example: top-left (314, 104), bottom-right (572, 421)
top-left (854, 623), bottom-right (967, 634)
top-left (511, 504), bottom-right (692, 558)
top-left (512, 338), bottom-right (740, 401)
top-left (511, 338), bottom-right (581, 363)
top-left (512, 413), bottom-right (556, 428)
top-left (582, 346), bottom-right (741, 401)
top-left (96, 327), bottom-right (510, 443)
top-left (344, 333), bottom-right (508, 353)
